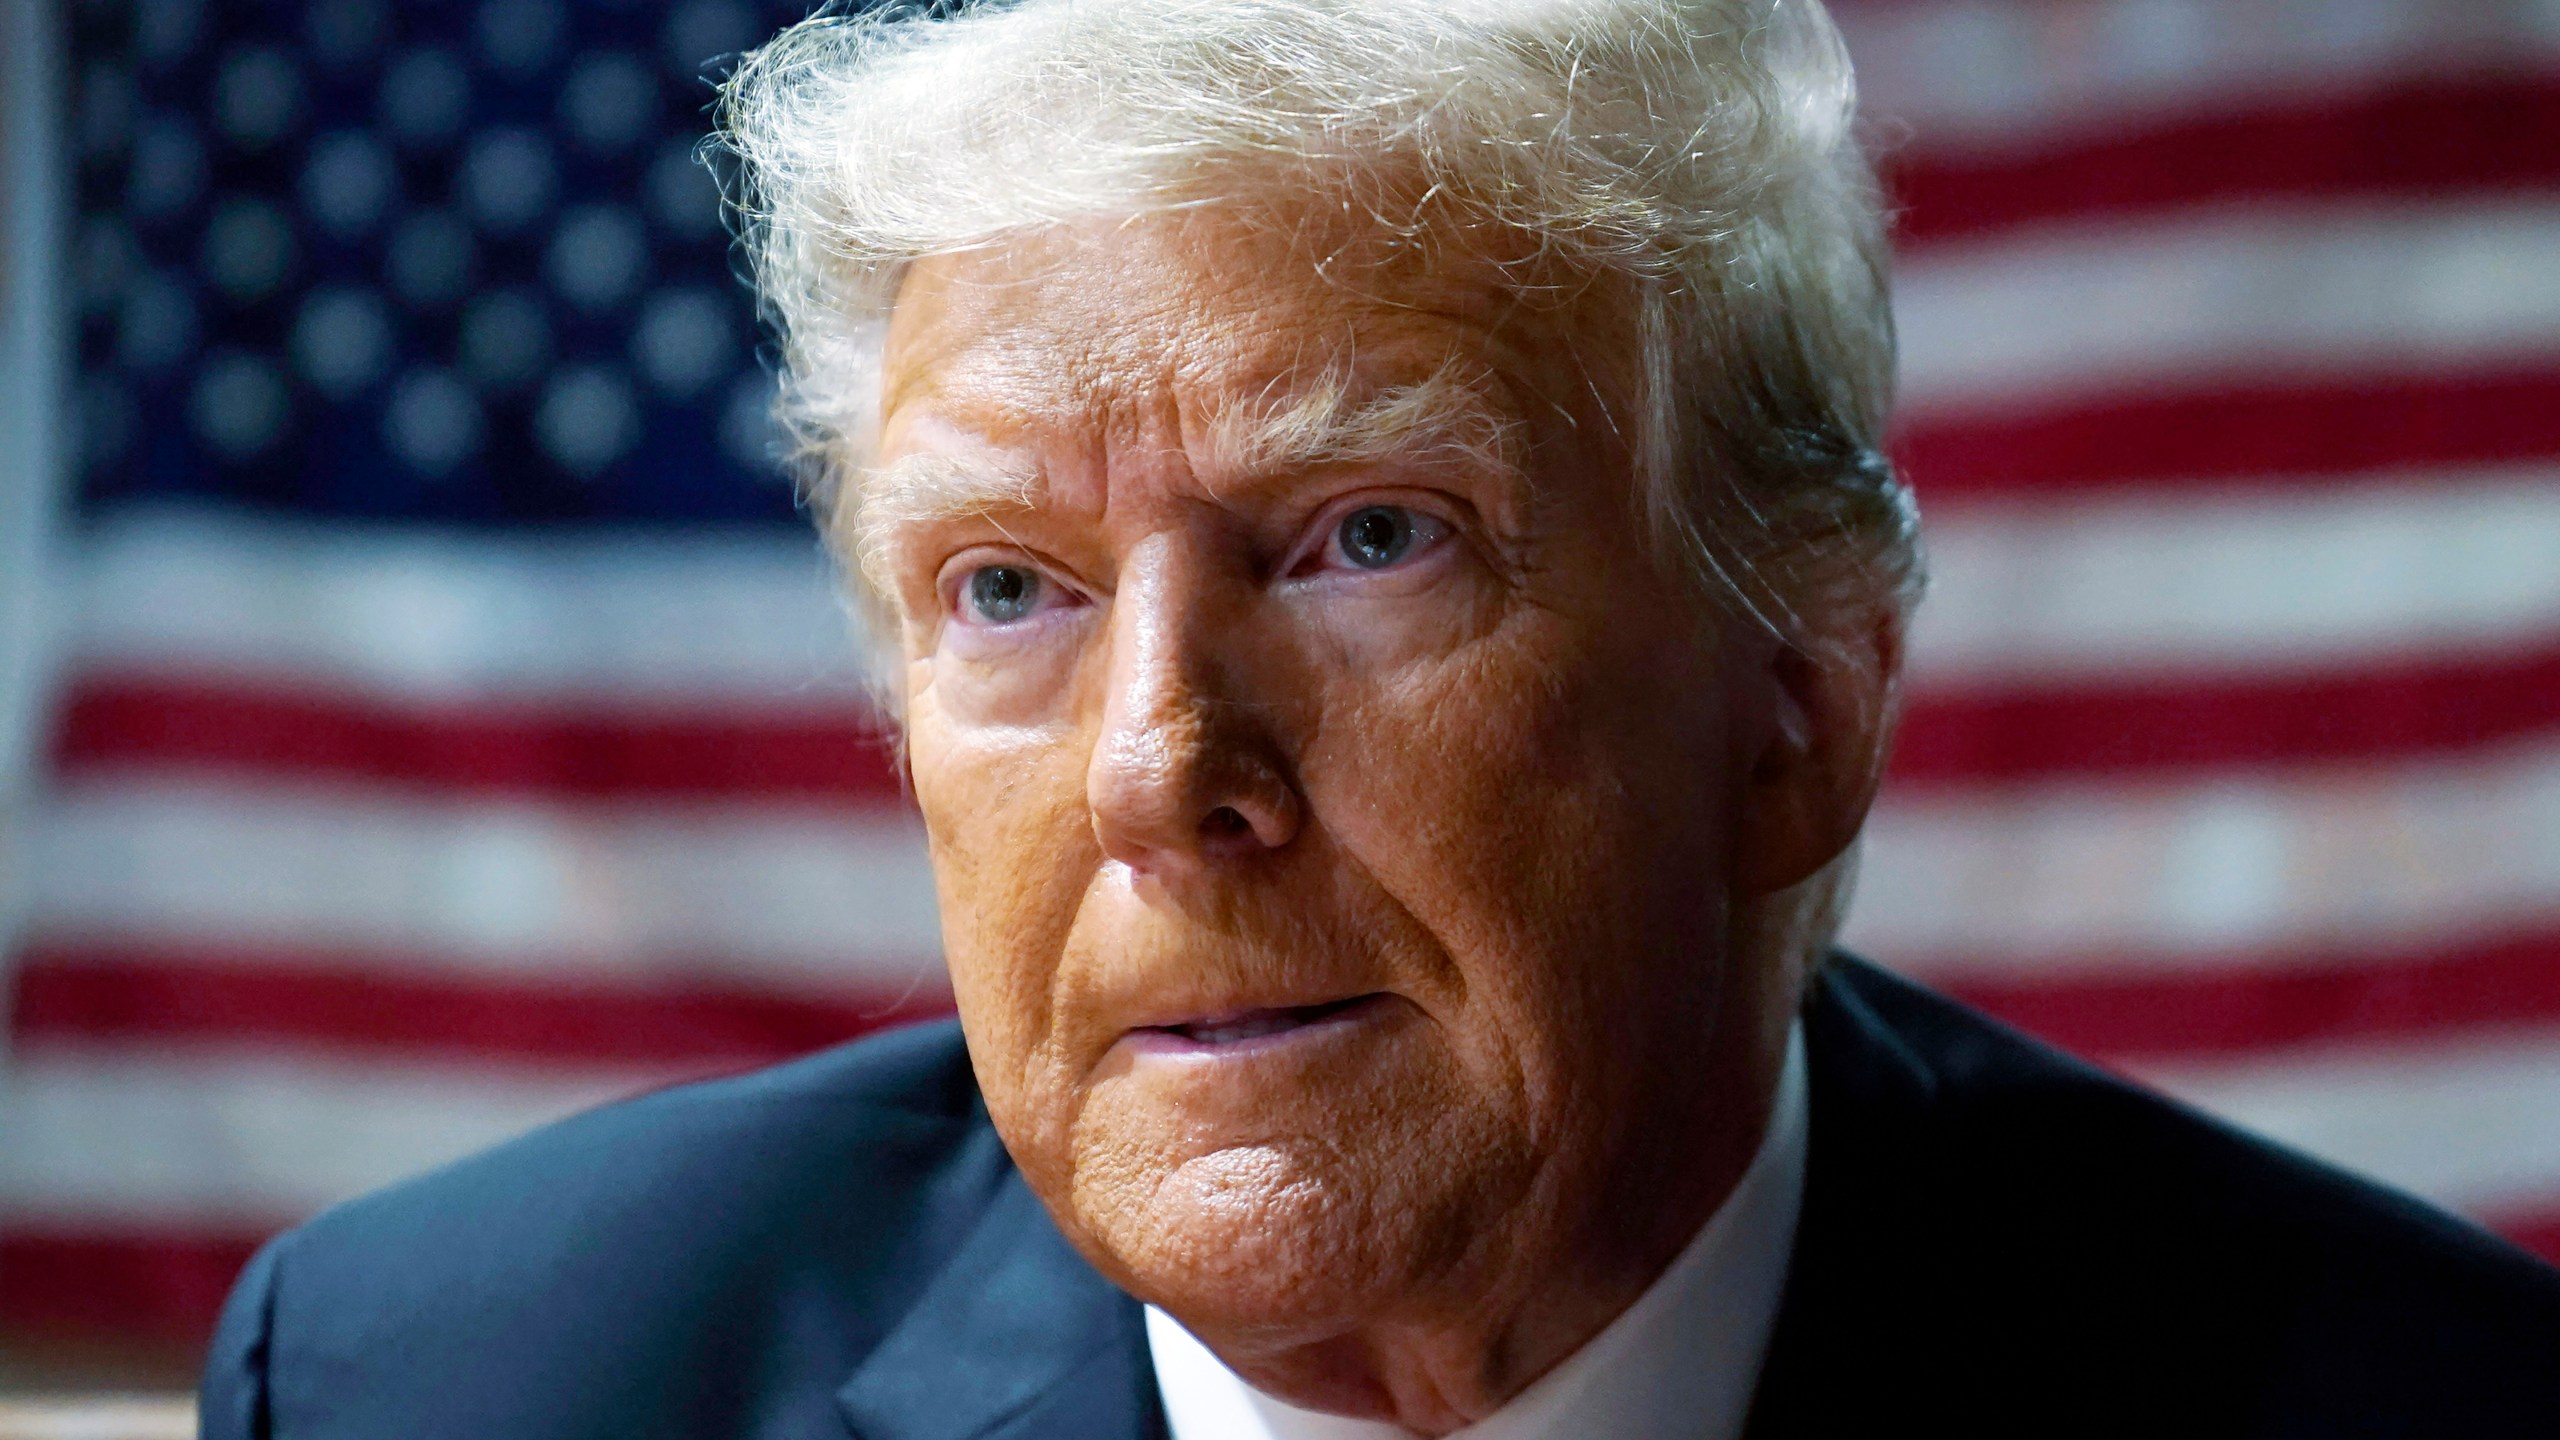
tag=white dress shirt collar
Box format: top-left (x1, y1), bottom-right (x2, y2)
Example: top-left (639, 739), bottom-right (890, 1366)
top-left (1146, 1019), bottom-right (1810, 1440)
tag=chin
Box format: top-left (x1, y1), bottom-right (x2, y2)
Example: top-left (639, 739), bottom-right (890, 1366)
top-left (1089, 1142), bottom-right (1428, 1335)
top-left (1050, 1081), bottom-right (1531, 1344)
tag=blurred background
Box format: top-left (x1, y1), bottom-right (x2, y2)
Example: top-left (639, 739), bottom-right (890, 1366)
top-left (0, 0), bottom-right (2556, 1417)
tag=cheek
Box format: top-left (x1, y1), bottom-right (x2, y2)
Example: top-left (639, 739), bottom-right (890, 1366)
top-left (904, 699), bottom-right (1100, 1125)
top-left (1300, 610), bottom-right (1734, 1096)
top-left (1306, 617), bottom-right (1595, 908)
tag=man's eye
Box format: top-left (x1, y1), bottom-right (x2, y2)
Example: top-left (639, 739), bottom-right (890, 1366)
top-left (1336, 506), bottom-right (1421, 569)
top-left (963, 564), bottom-right (1043, 624)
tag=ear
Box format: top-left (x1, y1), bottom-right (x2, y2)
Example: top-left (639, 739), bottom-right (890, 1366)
top-left (1729, 606), bottom-right (1903, 898)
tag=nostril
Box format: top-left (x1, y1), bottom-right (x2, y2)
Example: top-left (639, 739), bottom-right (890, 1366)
top-left (1202, 806), bottom-right (1251, 840)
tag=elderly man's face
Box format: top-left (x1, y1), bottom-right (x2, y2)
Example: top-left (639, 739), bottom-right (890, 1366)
top-left (869, 208), bottom-right (1841, 1395)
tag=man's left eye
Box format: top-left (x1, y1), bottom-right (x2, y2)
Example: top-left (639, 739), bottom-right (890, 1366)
top-left (963, 564), bottom-right (1045, 624)
top-left (1330, 505), bottom-right (1446, 571)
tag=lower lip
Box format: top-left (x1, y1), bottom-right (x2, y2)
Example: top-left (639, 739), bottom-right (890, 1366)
top-left (1118, 994), bottom-right (1395, 1060)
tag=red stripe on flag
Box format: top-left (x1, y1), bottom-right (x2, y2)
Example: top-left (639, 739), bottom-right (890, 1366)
top-left (1889, 76), bottom-right (2560, 248)
top-left (1895, 367), bottom-right (2560, 501)
top-left (10, 947), bottom-right (952, 1071)
top-left (0, 1230), bottom-right (270, 1347)
top-left (1932, 930), bottom-right (2560, 1065)
top-left (2490, 1208), bottom-right (2560, 1269)
top-left (1891, 642), bottom-right (2560, 787)
top-left (50, 675), bottom-right (909, 804)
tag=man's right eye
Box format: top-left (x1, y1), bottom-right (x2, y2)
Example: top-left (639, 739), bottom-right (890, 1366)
top-left (962, 564), bottom-right (1043, 624)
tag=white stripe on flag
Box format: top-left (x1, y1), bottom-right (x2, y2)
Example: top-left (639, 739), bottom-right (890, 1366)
top-left (69, 504), bottom-right (873, 708)
top-left (2148, 1025), bottom-right (2560, 1219)
top-left (1896, 202), bottom-right (2560, 411)
top-left (1833, 0), bottom-right (2560, 153)
top-left (0, 1043), bottom-right (653, 1226)
top-left (1907, 465), bottom-right (2560, 686)
top-left (1847, 735), bottom-right (2560, 978)
top-left (26, 773), bottom-right (944, 989)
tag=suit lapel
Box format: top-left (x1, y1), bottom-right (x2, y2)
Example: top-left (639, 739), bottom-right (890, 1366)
top-left (837, 1169), bottom-right (1167, 1440)
top-left (1743, 957), bottom-right (1945, 1439)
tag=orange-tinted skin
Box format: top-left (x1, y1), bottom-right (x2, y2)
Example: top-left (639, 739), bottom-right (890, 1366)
top-left (862, 210), bottom-right (1890, 1434)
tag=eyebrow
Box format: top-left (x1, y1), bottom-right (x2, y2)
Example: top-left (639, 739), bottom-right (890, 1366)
top-left (856, 356), bottom-right (1528, 536)
top-left (1204, 357), bottom-right (1528, 490)
top-left (858, 450), bottom-right (1043, 534)
top-left (845, 450), bottom-right (1042, 599)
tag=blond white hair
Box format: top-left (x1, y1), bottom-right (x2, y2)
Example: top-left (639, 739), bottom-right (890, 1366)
top-left (716, 0), bottom-right (1916, 630)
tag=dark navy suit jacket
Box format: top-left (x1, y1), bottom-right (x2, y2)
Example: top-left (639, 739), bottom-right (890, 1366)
top-left (202, 957), bottom-right (2560, 1438)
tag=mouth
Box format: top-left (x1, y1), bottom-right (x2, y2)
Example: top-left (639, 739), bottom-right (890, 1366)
top-left (1124, 993), bottom-right (1391, 1054)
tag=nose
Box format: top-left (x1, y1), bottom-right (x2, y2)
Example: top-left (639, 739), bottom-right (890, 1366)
top-left (1087, 543), bottom-right (1301, 876)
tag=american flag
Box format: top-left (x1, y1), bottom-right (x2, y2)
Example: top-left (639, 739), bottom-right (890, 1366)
top-left (4, 0), bottom-right (2557, 1369)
